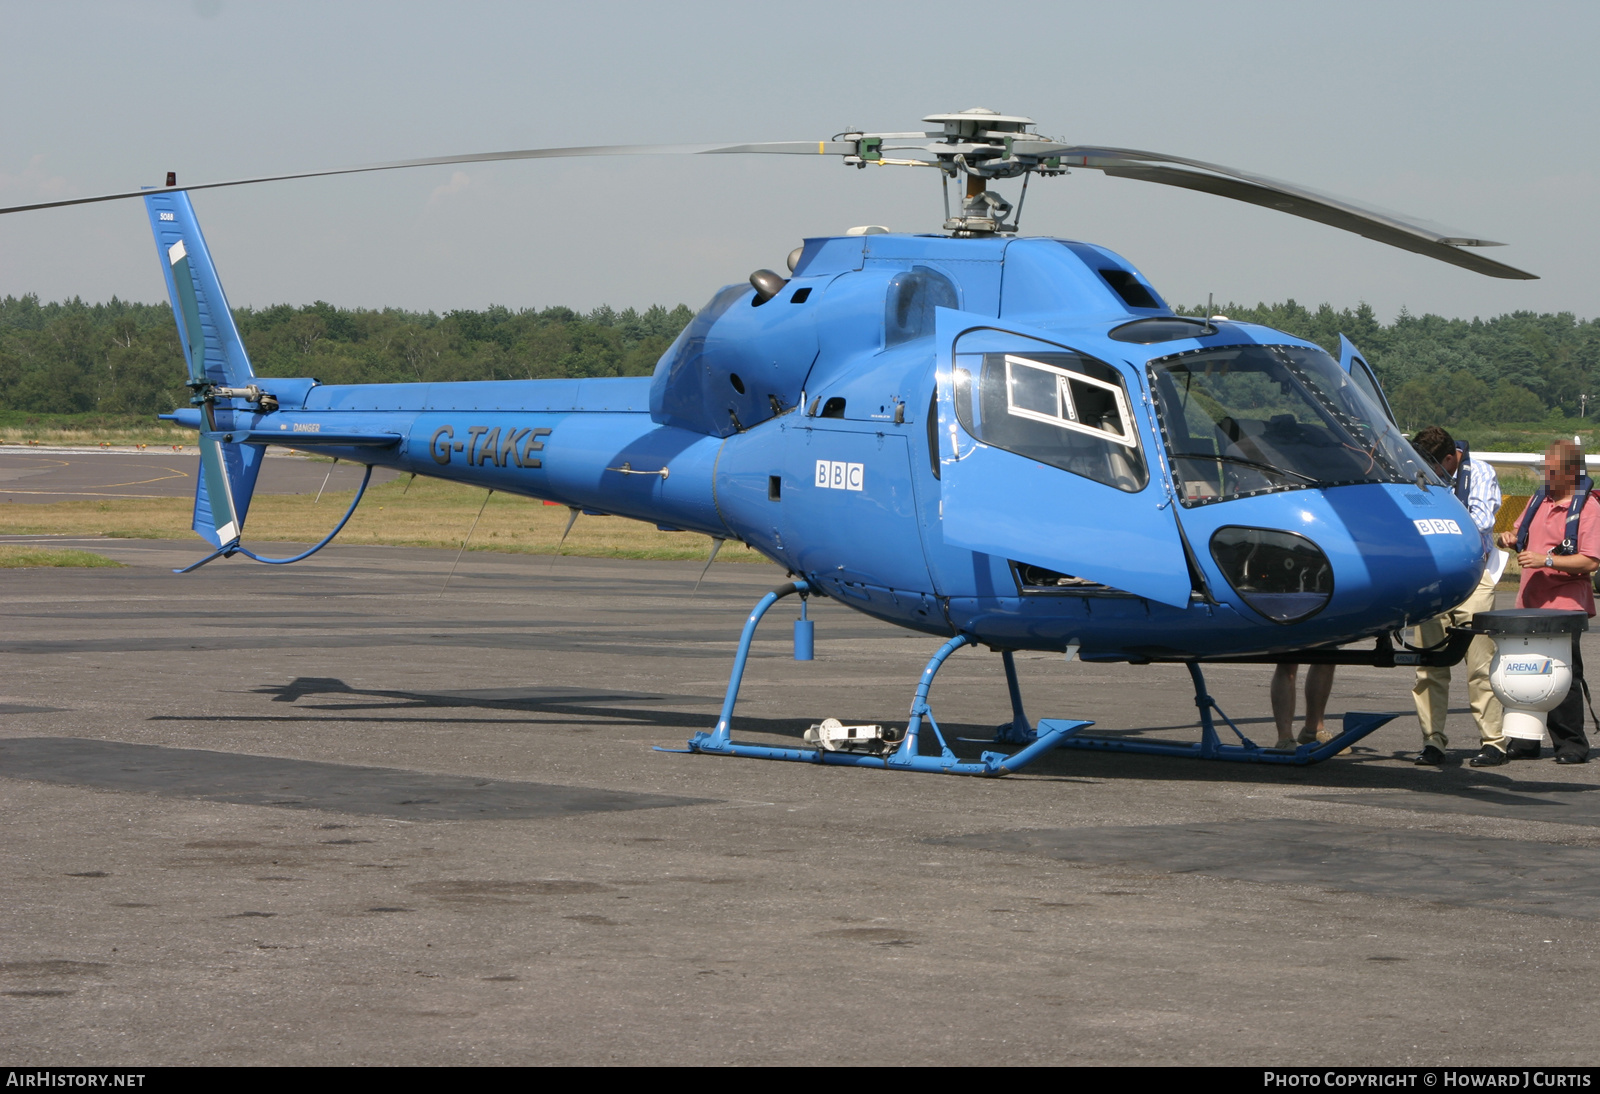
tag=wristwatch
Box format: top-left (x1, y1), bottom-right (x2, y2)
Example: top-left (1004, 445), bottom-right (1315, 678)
top-left (1546, 553), bottom-right (1556, 569)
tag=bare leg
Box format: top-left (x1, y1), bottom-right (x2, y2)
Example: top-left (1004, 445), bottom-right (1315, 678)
top-left (1271, 664), bottom-right (1299, 747)
top-left (1301, 663), bottom-right (1336, 743)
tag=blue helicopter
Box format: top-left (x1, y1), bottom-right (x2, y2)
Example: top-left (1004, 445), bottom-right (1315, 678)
top-left (3, 109), bottom-right (1534, 777)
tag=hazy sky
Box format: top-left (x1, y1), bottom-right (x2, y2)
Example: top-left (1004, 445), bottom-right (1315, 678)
top-left (1, 0), bottom-right (1596, 324)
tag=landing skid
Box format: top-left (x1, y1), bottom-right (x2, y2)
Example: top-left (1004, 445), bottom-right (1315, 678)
top-left (661, 581), bottom-right (1091, 777)
top-left (1030, 662), bottom-right (1395, 764)
top-left (994, 655), bottom-right (1398, 766)
top-left (663, 583), bottom-right (1397, 776)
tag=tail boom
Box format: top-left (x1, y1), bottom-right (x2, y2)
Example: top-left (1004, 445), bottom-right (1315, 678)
top-left (167, 379), bottom-right (732, 544)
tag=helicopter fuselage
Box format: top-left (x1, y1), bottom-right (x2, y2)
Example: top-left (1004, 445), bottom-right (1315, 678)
top-left (177, 231), bottom-right (1484, 661)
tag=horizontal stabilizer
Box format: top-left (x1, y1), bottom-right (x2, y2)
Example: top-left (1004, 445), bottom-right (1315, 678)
top-left (160, 413), bottom-right (400, 449)
top-left (223, 430), bottom-right (402, 448)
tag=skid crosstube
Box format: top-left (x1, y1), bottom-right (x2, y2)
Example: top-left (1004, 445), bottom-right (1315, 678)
top-left (665, 581), bottom-right (1091, 777)
top-left (664, 583), bottom-right (1398, 775)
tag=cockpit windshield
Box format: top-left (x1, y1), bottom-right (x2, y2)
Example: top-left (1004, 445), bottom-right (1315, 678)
top-left (1148, 344), bottom-right (1439, 505)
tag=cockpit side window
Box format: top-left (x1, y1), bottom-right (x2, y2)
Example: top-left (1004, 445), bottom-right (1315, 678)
top-left (953, 350), bottom-right (1148, 492)
top-left (885, 266), bottom-right (959, 347)
top-left (1347, 358), bottom-right (1395, 424)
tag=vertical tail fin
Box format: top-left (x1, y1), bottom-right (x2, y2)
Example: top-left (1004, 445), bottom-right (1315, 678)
top-left (143, 189), bottom-right (256, 389)
top-left (144, 188), bottom-right (263, 545)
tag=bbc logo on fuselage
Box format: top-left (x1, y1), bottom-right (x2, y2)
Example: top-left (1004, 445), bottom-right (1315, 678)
top-left (815, 460), bottom-right (864, 491)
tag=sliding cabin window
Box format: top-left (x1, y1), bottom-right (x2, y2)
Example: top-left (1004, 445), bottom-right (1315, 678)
top-left (953, 351), bottom-right (1148, 493)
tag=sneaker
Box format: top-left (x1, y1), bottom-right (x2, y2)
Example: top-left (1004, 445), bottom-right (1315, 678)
top-left (1506, 743), bottom-right (1541, 760)
top-left (1414, 745), bottom-right (1446, 766)
top-left (1271, 737), bottom-right (1297, 751)
top-left (1469, 746), bottom-right (1508, 767)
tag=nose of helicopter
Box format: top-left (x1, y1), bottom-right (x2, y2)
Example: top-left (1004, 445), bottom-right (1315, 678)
top-left (1185, 482), bottom-right (1487, 638)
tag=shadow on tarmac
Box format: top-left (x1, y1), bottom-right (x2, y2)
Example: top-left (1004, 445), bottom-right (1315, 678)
top-left (137, 676), bottom-right (1600, 825)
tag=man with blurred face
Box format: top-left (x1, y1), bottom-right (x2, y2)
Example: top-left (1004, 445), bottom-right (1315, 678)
top-left (1409, 427), bottom-right (1505, 766)
top-left (1496, 439), bottom-right (1598, 763)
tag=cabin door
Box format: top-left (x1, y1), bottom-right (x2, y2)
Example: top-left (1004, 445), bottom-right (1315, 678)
top-left (932, 309), bottom-right (1194, 608)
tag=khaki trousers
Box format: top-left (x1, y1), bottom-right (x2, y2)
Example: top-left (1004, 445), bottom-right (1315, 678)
top-left (1412, 565), bottom-right (1504, 751)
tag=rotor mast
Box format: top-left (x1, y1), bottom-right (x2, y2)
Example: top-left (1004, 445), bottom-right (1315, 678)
top-left (930, 109), bottom-right (1049, 236)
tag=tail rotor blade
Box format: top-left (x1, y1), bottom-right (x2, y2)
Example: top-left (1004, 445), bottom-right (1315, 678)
top-left (166, 239), bottom-right (209, 386)
top-left (196, 432), bottom-right (242, 546)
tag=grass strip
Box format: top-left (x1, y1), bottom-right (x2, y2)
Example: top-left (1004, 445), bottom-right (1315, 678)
top-left (0, 474), bottom-right (769, 562)
top-left (0, 545), bottom-right (125, 568)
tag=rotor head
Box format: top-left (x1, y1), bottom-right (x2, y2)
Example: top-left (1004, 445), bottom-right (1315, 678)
top-left (922, 108), bottom-right (1038, 138)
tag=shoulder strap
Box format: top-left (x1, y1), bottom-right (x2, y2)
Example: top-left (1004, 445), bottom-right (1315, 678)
top-left (1517, 485), bottom-right (1549, 552)
top-left (1558, 475), bottom-right (1593, 554)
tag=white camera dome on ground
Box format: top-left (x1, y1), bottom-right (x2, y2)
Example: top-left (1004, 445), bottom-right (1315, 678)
top-left (1476, 609), bottom-right (1590, 743)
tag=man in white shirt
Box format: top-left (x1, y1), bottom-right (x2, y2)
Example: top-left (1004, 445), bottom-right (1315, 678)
top-left (1409, 426), bottom-right (1506, 767)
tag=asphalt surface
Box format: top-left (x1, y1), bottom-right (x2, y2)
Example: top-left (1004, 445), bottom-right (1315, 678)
top-left (0, 448), bottom-right (397, 503)
top-left (2, 538), bottom-right (1598, 1066)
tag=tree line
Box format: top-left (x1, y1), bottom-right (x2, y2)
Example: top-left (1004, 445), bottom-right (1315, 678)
top-left (0, 295), bottom-right (695, 418)
top-left (1178, 300), bottom-right (1600, 429)
top-left (1, 292), bottom-right (1596, 431)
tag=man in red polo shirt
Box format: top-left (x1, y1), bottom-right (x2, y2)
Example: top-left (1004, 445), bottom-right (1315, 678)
top-left (1496, 439), bottom-right (1598, 763)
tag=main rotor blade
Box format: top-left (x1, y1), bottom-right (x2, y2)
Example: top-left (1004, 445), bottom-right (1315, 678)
top-left (0, 140), bottom-right (858, 217)
top-left (2, 130), bottom-right (1534, 280)
top-left (1053, 146), bottom-right (1537, 280)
